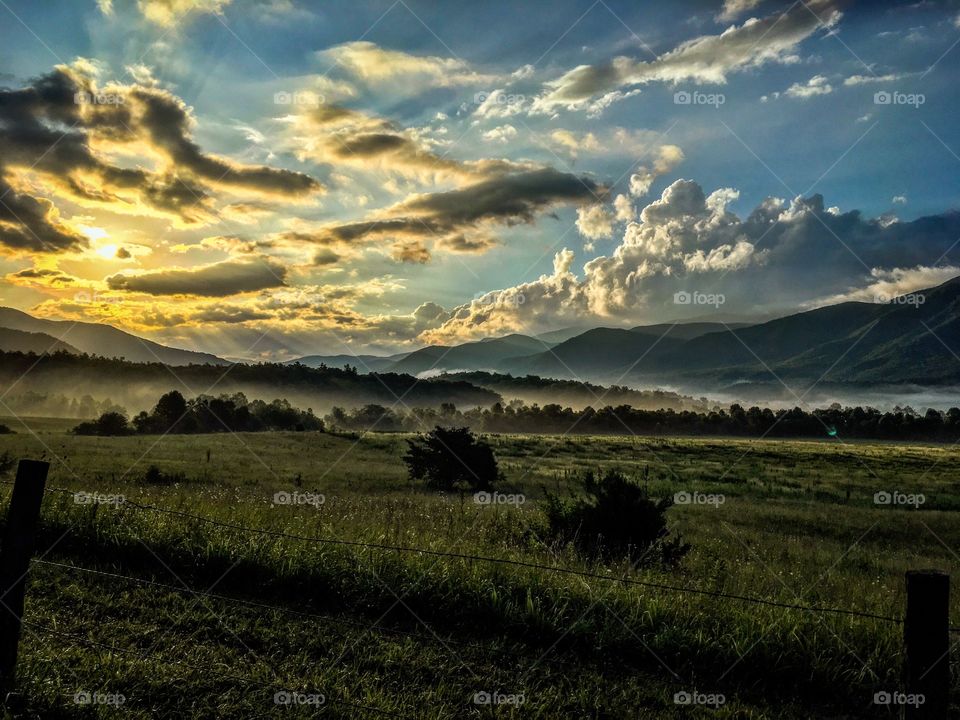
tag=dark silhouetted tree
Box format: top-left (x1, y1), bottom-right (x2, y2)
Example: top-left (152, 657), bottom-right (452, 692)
top-left (544, 468), bottom-right (689, 567)
top-left (403, 426), bottom-right (498, 492)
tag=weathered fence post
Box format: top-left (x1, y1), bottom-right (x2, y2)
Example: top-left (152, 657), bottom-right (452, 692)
top-left (0, 460), bottom-right (49, 694)
top-left (904, 570), bottom-right (950, 719)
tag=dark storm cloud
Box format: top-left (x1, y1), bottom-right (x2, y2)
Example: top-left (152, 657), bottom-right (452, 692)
top-left (132, 88), bottom-right (319, 195)
top-left (0, 175), bottom-right (88, 252)
top-left (107, 257), bottom-right (287, 296)
top-left (294, 167), bottom-right (605, 255)
top-left (0, 64), bottom-right (322, 251)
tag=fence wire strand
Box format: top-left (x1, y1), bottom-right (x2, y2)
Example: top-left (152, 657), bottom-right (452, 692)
top-left (14, 480), bottom-right (909, 625)
top-left (31, 558), bottom-right (577, 669)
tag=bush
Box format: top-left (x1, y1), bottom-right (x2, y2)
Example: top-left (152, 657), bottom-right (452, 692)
top-left (0, 452), bottom-right (14, 475)
top-left (0, 424), bottom-right (13, 435)
top-left (72, 411), bottom-right (133, 436)
top-left (142, 465), bottom-right (187, 485)
top-left (543, 468), bottom-right (689, 567)
top-left (403, 426), bottom-right (499, 492)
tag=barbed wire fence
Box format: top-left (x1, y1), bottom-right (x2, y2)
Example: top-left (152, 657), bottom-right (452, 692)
top-left (0, 461), bottom-right (955, 718)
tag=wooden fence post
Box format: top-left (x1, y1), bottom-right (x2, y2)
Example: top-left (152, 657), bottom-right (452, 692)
top-left (904, 570), bottom-right (950, 719)
top-left (0, 460), bottom-right (49, 695)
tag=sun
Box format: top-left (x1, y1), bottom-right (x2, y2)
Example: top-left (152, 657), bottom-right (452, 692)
top-left (95, 243), bottom-right (119, 259)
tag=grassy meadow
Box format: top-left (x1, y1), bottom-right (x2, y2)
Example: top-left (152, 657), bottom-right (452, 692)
top-left (0, 415), bottom-right (958, 718)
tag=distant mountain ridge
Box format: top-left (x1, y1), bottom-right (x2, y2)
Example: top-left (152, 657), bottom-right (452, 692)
top-left (285, 276), bottom-right (960, 389)
top-left (7, 274), bottom-right (960, 389)
top-left (386, 334), bottom-right (554, 376)
top-left (0, 307), bottom-right (227, 366)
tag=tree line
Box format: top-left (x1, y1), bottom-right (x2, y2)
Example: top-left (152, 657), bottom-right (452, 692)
top-left (326, 401), bottom-right (960, 441)
top-left (2, 391), bottom-right (123, 419)
top-left (0, 350), bottom-right (497, 408)
top-left (73, 391), bottom-right (323, 435)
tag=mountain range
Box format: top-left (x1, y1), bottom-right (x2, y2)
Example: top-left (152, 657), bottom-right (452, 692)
top-left (0, 307), bottom-right (226, 366)
top-left (287, 276), bottom-right (960, 390)
top-left (2, 275), bottom-right (959, 393)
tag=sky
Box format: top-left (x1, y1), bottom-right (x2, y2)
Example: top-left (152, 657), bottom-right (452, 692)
top-left (0, 0), bottom-right (959, 360)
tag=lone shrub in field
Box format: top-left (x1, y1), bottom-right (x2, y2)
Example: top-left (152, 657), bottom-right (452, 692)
top-left (543, 469), bottom-right (689, 567)
top-left (142, 465), bottom-right (187, 485)
top-left (403, 426), bottom-right (498, 492)
top-left (0, 424), bottom-right (13, 435)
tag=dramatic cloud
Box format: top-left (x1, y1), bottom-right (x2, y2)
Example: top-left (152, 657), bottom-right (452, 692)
top-left (0, 175), bottom-right (88, 252)
top-left (107, 257), bottom-right (287, 296)
top-left (132, 87), bottom-right (318, 196)
top-left (422, 178), bottom-right (960, 343)
top-left (716, 0), bottom-right (763, 23)
top-left (0, 63), bottom-right (321, 249)
top-left (534, 0), bottom-right (843, 111)
top-left (809, 265), bottom-right (960, 307)
top-left (301, 167), bottom-right (606, 257)
top-left (289, 103), bottom-right (517, 183)
top-left (319, 41), bottom-right (497, 87)
top-left (99, 0), bottom-right (232, 26)
top-left (190, 305), bottom-right (272, 323)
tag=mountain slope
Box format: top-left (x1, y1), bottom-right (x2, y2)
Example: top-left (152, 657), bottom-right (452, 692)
top-left (657, 303), bottom-right (885, 374)
top-left (0, 308), bottom-right (227, 366)
top-left (387, 334), bottom-right (554, 376)
top-left (492, 276), bottom-right (960, 387)
top-left (505, 328), bottom-right (686, 379)
top-left (0, 327), bottom-right (80, 355)
top-left (630, 321), bottom-right (751, 340)
top-left (632, 276), bottom-right (960, 386)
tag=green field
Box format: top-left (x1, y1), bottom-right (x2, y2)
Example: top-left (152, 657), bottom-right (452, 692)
top-left (0, 416), bottom-right (958, 718)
